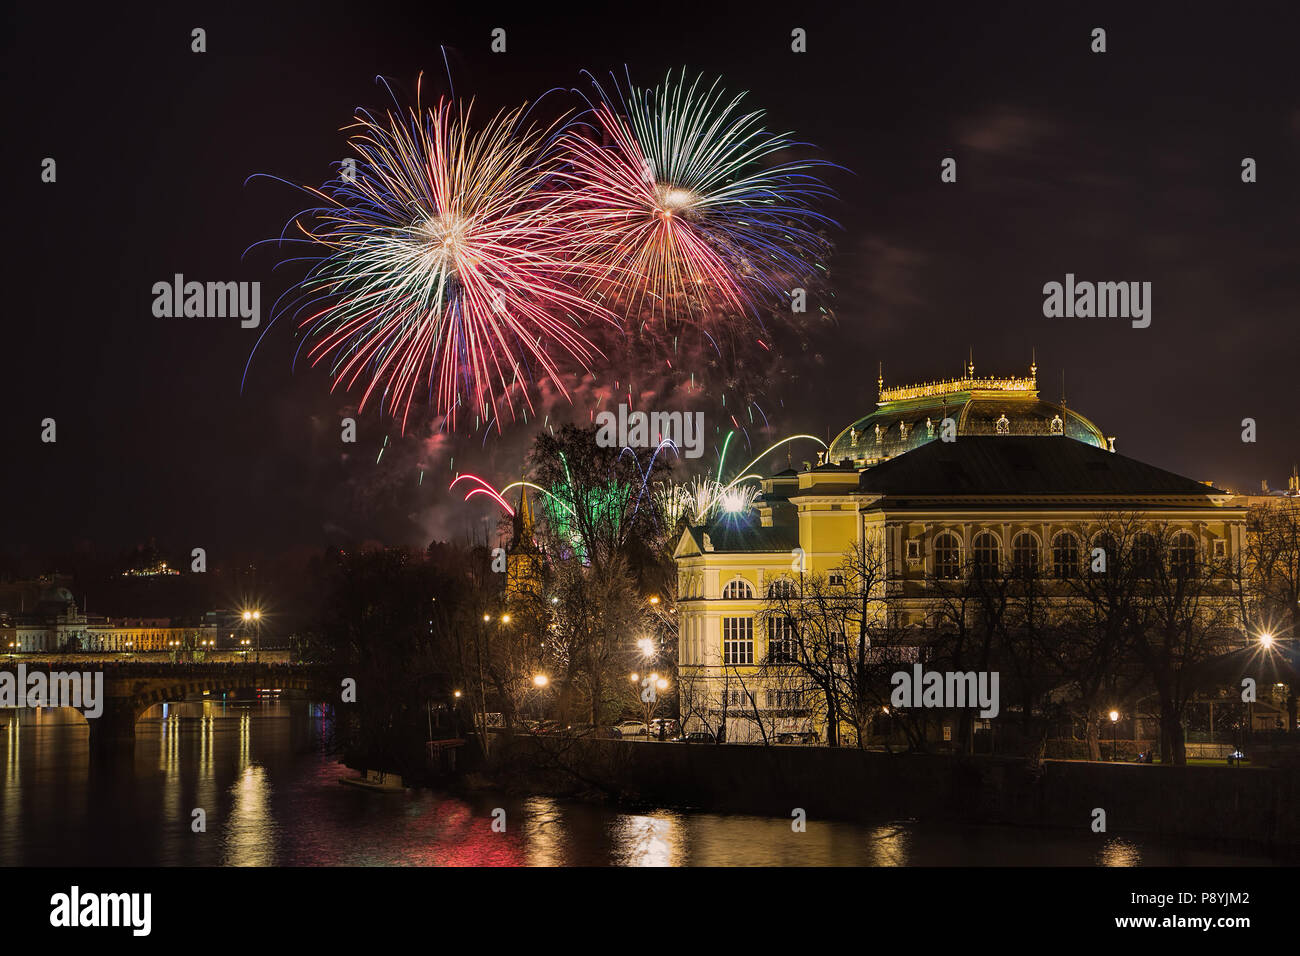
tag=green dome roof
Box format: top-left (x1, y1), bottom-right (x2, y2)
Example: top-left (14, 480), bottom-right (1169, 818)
top-left (828, 366), bottom-right (1108, 467)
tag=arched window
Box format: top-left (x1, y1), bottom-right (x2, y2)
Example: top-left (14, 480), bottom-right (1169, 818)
top-left (973, 532), bottom-right (1001, 578)
top-left (1012, 532), bottom-right (1039, 576)
top-left (722, 578), bottom-right (754, 600)
top-left (1133, 532), bottom-right (1158, 578)
top-left (767, 578), bottom-right (797, 599)
top-left (1052, 532), bottom-right (1080, 579)
top-left (934, 532), bottom-right (962, 580)
top-left (1170, 531), bottom-right (1198, 575)
top-left (1092, 532), bottom-right (1118, 576)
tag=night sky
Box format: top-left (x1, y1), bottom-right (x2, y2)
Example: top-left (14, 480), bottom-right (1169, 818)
top-left (6, 1), bottom-right (1298, 564)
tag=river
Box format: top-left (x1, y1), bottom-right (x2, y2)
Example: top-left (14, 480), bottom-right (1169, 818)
top-left (0, 700), bottom-right (1280, 867)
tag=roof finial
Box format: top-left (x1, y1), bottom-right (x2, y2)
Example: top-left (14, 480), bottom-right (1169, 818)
top-left (1030, 347), bottom-right (1037, 380)
top-left (1060, 369), bottom-right (1067, 405)
top-left (877, 361), bottom-right (883, 394)
top-left (967, 346), bottom-right (975, 378)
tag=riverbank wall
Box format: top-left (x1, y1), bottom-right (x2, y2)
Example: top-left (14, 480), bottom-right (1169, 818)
top-left (489, 735), bottom-right (1300, 850)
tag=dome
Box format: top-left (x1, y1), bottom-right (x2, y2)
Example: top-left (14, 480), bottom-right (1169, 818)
top-left (828, 362), bottom-right (1108, 467)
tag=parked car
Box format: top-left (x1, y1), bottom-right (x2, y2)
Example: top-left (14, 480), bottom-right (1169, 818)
top-left (675, 731), bottom-right (715, 743)
top-left (776, 731), bottom-right (819, 745)
top-left (649, 718), bottom-right (679, 739)
top-left (615, 719), bottom-right (649, 737)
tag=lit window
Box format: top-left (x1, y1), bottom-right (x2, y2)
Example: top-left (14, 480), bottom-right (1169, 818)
top-left (973, 532), bottom-right (1000, 578)
top-left (1170, 532), bottom-right (1198, 575)
top-left (1012, 532), bottom-right (1039, 576)
top-left (934, 533), bottom-right (962, 580)
top-left (1052, 532), bottom-right (1079, 579)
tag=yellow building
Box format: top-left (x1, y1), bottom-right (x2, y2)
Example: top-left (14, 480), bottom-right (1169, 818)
top-left (674, 363), bottom-right (1247, 742)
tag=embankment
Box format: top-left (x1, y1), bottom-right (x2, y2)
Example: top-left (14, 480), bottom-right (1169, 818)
top-left (490, 735), bottom-right (1300, 850)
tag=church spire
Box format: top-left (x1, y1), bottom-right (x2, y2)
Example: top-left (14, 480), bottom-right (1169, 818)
top-left (518, 480), bottom-right (535, 540)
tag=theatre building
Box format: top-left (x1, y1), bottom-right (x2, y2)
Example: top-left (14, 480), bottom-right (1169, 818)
top-left (673, 361), bottom-right (1248, 743)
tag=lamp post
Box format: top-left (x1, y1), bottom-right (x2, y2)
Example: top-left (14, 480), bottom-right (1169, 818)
top-left (531, 674), bottom-right (549, 725)
top-left (1253, 631), bottom-right (1277, 737)
top-left (1109, 710), bottom-right (1120, 761)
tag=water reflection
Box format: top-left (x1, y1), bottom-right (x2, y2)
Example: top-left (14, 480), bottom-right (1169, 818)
top-left (609, 812), bottom-right (684, 867)
top-left (0, 703), bottom-right (1281, 867)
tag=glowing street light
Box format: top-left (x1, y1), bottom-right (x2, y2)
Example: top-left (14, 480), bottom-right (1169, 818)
top-left (1259, 632), bottom-right (1275, 649)
top-left (533, 674), bottom-right (549, 688)
top-left (1109, 710), bottom-right (1120, 761)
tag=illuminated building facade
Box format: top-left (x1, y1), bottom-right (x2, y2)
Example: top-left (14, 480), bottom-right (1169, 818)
top-left (674, 363), bottom-right (1248, 743)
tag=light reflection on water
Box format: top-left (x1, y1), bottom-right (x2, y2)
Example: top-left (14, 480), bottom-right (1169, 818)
top-left (0, 703), bottom-right (1279, 867)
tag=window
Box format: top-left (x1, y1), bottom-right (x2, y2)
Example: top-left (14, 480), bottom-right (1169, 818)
top-left (972, 532), bottom-right (1000, 578)
top-left (1133, 532), bottom-right (1158, 578)
top-left (828, 572), bottom-right (846, 587)
top-left (766, 689), bottom-right (805, 710)
top-left (722, 617), bottom-right (754, 664)
top-left (1212, 539), bottom-right (1227, 559)
top-left (767, 616), bottom-right (796, 662)
top-left (1092, 533), bottom-right (1117, 576)
top-left (934, 533), bottom-right (962, 580)
top-left (722, 578), bottom-right (754, 600)
top-left (1011, 532), bottom-right (1039, 576)
top-left (767, 578), bottom-right (797, 599)
top-left (1052, 532), bottom-right (1079, 579)
top-left (906, 539), bottom-right (921, 561)
top-left (1170, 532), bottom-right (1198, 575)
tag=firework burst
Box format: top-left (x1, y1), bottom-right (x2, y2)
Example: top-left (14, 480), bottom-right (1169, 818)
top-left (557, 70), bottom-right (838, 332)
top-left (272, 82), bottom-right (610, 433)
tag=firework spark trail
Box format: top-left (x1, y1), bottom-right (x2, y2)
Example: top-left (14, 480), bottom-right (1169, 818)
top-left (557, 69), bottom-right (838, 333)
top-left (265, 79), bottom-right (614, 434)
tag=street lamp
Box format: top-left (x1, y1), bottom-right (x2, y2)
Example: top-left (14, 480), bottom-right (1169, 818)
top-left (1259, 631), bottom-right (1275, 649)
top-left (1109, 710), bottom-right (1120, 761)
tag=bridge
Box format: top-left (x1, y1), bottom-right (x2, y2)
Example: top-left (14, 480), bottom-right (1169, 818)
top-left (0, 661), bottom-right (329, 752)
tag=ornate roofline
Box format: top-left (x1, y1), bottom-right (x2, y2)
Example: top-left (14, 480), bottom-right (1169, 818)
top-left (878, 373), bottom-right (1038, 405)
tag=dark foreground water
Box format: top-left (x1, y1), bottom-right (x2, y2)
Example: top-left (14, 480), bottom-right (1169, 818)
top-left (0, 701), bottom-right (1280, 866)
